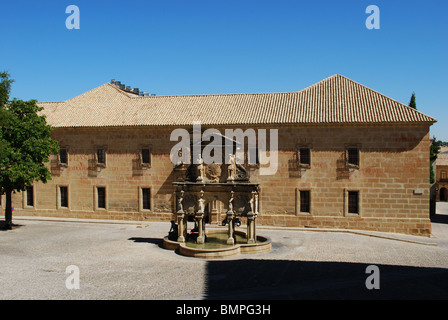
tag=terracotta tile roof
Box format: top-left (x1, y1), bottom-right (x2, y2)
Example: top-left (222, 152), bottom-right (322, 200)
top-left (38, 74), bottom-right (437, 128)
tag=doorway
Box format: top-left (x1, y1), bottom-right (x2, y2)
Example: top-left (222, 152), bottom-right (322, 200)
top-left (441, 187), bottom-right (448, 201)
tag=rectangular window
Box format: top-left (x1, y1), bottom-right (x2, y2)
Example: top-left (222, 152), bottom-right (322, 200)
top-left (59, 148), bottom-right (68, 165)
top-left (96, 148), bottom-right (106, 165)
top-left (442, 171), bottom-right (447, 180)
top-left (142, 188), bottom-right (151, 210)
top-left (300, 190), bottom-right (310, 213)
top-left (26, 186), bottom-right (34, 207)
top-left (299, 148), bottom-right (311, 166)
top-left (95, 148), bottom-right (106, 166)
top-left (60, 186), bottom-right (68, 208)
top-left (347, 147), bottom-right (359, 166)
top-left (141, 148), bottom-right (151, 165)
top-left (247, 146), bottom-right (259, 165)
top-left (348, 191), bottom-right (359, 214)
top-left (97, 187), bottom-right (106, 209)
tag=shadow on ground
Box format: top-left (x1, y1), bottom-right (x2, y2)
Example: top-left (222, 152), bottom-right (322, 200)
top-left (128, 237), bottom-right (164, 247)
top-left (204, 259), bottom-right (448, 299)
top-left (0, 221), bottom-right (24, 231)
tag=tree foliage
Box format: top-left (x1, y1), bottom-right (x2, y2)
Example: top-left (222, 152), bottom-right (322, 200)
top-left (0, 72), bottom-right (59, 229)
top-left (409, 92), bottom-right (417, 109)
top-left (430, 137), bottom-right (444, 184)
top-left (0, 72), bottom-right (14, 162)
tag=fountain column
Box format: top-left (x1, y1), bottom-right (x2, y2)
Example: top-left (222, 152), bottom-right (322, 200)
top-left (176, 190), bottom-right (186, 242)
top-left (226, 190), bottom-right (235, 245)
top-left (247, 212), bottom-right (256, 244)
top-left (177, 212), bottom-right (185, 242)
top-left (196, 214), bottom-right (205, 244)
top-left (226, 212), bottom-right (235, 245)
top-left (247, 191), bottom-right (257, 244)
top-left (196, 190), bottom-right (205, 244)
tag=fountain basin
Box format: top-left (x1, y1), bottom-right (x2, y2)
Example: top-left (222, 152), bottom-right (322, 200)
top-left (163, 229), bottom-right (271, 259)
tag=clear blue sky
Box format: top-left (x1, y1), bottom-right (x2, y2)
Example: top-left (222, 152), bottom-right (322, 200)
top-left (1, 0), bottom-right (447, 140)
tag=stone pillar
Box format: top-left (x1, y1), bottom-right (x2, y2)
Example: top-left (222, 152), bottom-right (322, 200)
top-left (196, 190), bottom-right (205, 244)
top-left (226, 212), bottom-right (235, 245)
top-left (176, 190), bottom-right (186, 242)
top-left (196, 214), bottom-right (205, 244)
top-left (247, 211), bottom-right (256, 244)
top-left (246, 192), bottom-right (257, 244)
top-left (226, 190), bottom-right (235, 245)
top-left (177, 212), bottom-right (185, 242)
top-left (183, 215), bottom-right (188, 240)
top-left (254, 193), bottom-right (258, 240)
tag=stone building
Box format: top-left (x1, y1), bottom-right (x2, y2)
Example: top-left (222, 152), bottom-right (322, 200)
top-left (435, 147), bottom-right (448, 201)
top-left (3, 75), bottom-right (437, 236)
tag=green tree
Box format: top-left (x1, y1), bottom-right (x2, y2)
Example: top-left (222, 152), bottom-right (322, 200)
top-left (0, 72), bottom-right (14, 180)
top-left (430, 137), bottom-right (443, 184)
top-left (409, 92), bottom-right (417, 109)
top-left (0, 72), bottom-right (59, 229)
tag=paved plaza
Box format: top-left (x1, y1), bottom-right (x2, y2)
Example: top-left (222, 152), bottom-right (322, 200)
top-left (1, 203), bottom-right (448, 300)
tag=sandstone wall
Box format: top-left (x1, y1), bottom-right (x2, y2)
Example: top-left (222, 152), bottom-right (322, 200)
top-left (5, 124), bottom-right (432, 235)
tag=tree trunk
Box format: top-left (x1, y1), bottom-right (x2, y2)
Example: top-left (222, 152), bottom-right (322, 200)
top-left (4, 190), bottom-right (12, 230)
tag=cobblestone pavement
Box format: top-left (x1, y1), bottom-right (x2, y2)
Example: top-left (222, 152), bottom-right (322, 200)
top-left (1, 203), bottom-right (448, 300)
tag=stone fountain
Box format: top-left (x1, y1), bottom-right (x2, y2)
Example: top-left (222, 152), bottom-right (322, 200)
top-left (162, 132), bottom-right (271, 258)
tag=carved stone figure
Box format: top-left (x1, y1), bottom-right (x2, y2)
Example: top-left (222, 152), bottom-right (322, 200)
top-left (198, 191), bottom-right (205, 213)
top-left (197, 157), bottom-right (204, 181)
top-left (227, 154), bottom-right (235, 181)
top-left (227, 191), bottom-right (234, 213)
top-left (248, 194), bottom-right (254, 213)
top-left (177, 190), bottom-right (184, 213)
top-left (206, 163), bottom-right (221, 183)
